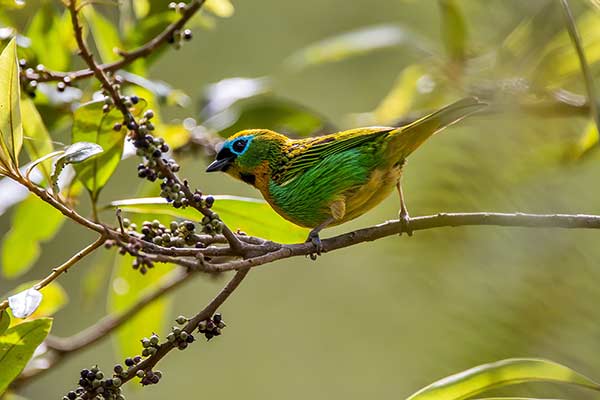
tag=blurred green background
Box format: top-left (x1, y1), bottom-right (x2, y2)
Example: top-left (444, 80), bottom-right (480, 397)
top-left (2, 0), bottom-right (600, 399)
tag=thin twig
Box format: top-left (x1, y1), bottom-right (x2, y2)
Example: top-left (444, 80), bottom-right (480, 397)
top-left (559, 0), bottom-right (600, 135)
top-left (0, 235), bottom-right (106, 313)
top-left (13, 269), bottom-right (195, 386)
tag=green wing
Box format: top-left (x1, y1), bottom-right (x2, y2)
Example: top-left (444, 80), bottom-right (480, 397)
top-left (273, 126), bottom-right (393, 184)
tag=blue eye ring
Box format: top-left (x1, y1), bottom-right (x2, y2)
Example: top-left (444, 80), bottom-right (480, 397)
top-left (231, 138), bottom-right (247, 153)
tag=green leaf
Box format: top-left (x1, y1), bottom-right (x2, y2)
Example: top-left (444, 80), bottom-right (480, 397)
top-left (133, 0), bottom-right (150, 18)
top-left (52, 141), bottom-right (103, 196)
top-left (0, 310), bottom-right (9, 335)
top-left (558, 2), bottom-right (600, 141)
top-left (26, 3), bottom-right (71, 71)
top-left (0, 318), bottom-right (52, 395)
top-left (535, 11), bottom-right (600, 86)
top-left (406, 358), bottom-right (600, 400)
top-left (2, 392), bottom-right (31, 400)
top-left (206, 94), bottom-right (332, 138)
top-left (1, 194), bottom-right (65, 278)
top-left (567, 120), bottom-right (598, 159)
top-left (286, 24), bottom-right (430, 70)
top-left (21, 97), bottom-right (54, 181)
top-left (499, 3), bottom-right (562, 74)
top-left (107, 253), bottom-right (172, 360)
top-left (61, 141), bottom-right (104, 164)
top-left (83, 7), bottom-right (123, 63)
top-left (472, 398), bottom-right (565, 400)
top-left (110, 196), bottom-right (308, 243)
top-left (204, 0), bottom-right (235, 17)
top-left (0, 38), bottom-right (22, 169)
top-left (81, 251), bottom-right (113, 309)
top-left (372, 64), bottom-right (425, 125)
top-left (0, 0), bottom-right (24, 9)
top-left (438, 0), bottom-right (468, 63)
top-left (71, 101), bottom-right (127, 202)
top-left (6, 281), bottom-right (67, 321)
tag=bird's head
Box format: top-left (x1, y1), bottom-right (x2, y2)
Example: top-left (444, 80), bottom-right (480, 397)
top-left (206, 129), bottom-right (287, 187)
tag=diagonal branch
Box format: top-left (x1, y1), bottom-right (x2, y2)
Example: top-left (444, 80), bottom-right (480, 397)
top-left (0, 235), bottom-right (106, 313)
top-left (85, 268), bottom-right (250, 397)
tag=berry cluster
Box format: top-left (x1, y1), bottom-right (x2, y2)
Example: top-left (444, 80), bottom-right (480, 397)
top-left (124, 356), bottom-right (164, 386)
top-left (129, 111), bottom-right (191, 209)
top-left (168, 1), bottom-right (187, 11)
top-left (198, 313), bottom-right (226, 340)
top-left (166, 324), bottom-right (196, 350)
top-left (138, 369), bottom-right (163, 386)
top-left (19, 61), bottom-right (74, 97)
top-left (64, 365), bottom-right (124, 400)
top-left (200, 211), bottom-right (224, 235)
top-left (141, 333), bottom-right (161, 357)
top-left (167, 3), bottom-right (193, 49)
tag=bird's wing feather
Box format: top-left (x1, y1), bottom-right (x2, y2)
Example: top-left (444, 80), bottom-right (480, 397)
top-left (387, 97), bottom-right (486, 158)
top-left (274, 126), bottom-right (393, 184)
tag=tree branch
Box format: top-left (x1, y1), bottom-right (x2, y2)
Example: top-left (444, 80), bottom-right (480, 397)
top-left (181, 212), bottom-right (600, 272)
top-left (27, 0), bottom-right (207, 84)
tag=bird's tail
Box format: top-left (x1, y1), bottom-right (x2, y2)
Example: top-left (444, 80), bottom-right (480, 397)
top-left (388, 97), bottom-right (486, 158)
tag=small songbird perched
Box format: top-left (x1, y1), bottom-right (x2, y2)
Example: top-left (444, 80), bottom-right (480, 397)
top-left (206, 97), bottom-right (485, 256)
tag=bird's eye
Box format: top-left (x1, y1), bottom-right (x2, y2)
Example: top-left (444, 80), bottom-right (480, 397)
top-left (232, 139), bottom-right (247, 153)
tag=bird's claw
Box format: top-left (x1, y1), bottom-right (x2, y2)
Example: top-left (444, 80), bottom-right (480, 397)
top-left (306, 232), bottom-right (323, 260)
top-left (399, 210), bottom-right (413, 236)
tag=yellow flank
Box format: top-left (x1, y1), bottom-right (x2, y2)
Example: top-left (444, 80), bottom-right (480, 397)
top-left (331, 164), bottom-right (403, 225)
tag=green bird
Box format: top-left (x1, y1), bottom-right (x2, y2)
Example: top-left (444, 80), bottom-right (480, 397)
top-left (206, 97), bottom-right (485, 254)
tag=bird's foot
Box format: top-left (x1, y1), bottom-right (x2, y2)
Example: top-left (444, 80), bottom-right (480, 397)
top-left (306, 231), bottom-right (323, 260)
top-left (398, 209), bottom-right (413, 236)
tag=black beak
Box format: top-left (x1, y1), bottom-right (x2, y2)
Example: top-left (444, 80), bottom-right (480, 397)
top-left (207, 146), bottom-right (237, 172)
top-left (206, 156), bottom-right (235, 172)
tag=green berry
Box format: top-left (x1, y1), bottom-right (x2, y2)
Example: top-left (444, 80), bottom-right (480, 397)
top-left (136, 369), bottom-right (145, 378)
top-left (176, 315), bottom-right (187, 325)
